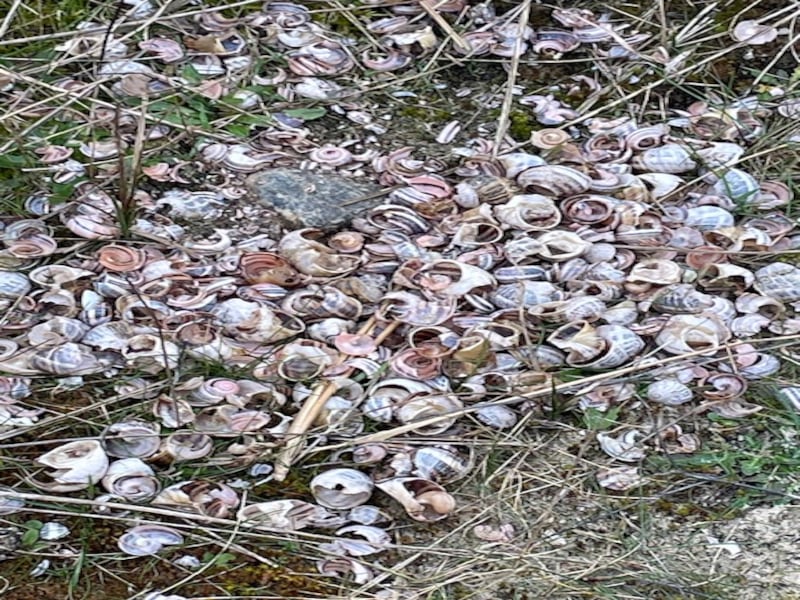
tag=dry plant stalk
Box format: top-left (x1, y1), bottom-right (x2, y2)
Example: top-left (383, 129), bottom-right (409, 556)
top-left (493, 0), bottom-right (531, 155)
top-left (419, 0), bottom-right (470, 52)
top-left (273, 317), bottom-right (401, 480)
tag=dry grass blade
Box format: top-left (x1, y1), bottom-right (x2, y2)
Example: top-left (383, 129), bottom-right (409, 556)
top-left (492, 0), bottom-right (530, 155)
top-left (0, 0), bottom-right (23, 39)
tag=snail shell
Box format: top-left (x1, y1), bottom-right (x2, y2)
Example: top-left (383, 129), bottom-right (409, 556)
top-left (378, 291), bottom-right (456, 326)
top-left (597, 430), bottom-right (646, 462)
top-left (655, 314), bottom-right (730, 355)
top-left (493, 195), bottom-right (561, 231)
top-left (101, 458), bottom-right (160, 501)
top-left (532, 29), bottom-right (580, 54)
top-left (97, 245), bottom-right (146, 272)
top-left (632, 144), bottom-right (697, 173)
top-left (776, 387), bottom-right (800, 412)
top-left (571, 325), bottom-right (644, 370)
top-left (239, 252), bottom-right (302, 286)
top-left (29, 265), bottom-right (94, 288)
top-left (493, 265), bottom-right (548, 283)
top-left (475, 404), bottom-right (519, 429)
top-left (730, 314), bottom-right (771, 337)
top-left (697, 142), bottom-right (745, 168)
top-left (395, 394), bottom-right (464, 435)
top-left (321, 524), bottom-right (391, 557)
top-left (117, 525), bottom-right (184, 556)
top-left (317, 557), bottom-right (374, 584)
top-left (82, 321), bottom-right (134, 351)
top-left (624, 124), bottom-right (669, 151)
top-left (685, 206), bottom-right (734, 230)
top-left (148, 431), bottom-right (213, 465)
top-left (30, 343), bottom-right (105, 375)
top-left (490, 281), bottom-right (561, 309)
top-left (124, 335), bottom-right (180, 374)
top-left (754, 263), bottom-right (800, 302)
top-left (516, 165), bottom-right (591, 197)
top-left (310, 468), bottom-right (374, 509)
top-left (735, 293), bottom-right (784, 318)
top-left (735, 353), bottom-right (780, 380)
top-left (627, 259), bottom-right (682, 285)
top-left (649, 284), bottom-right (714, 314)
top-left (412, 445), bottom-right (472, 484)
top-left (497, 152), bottom-right (547, 178)
top-left (152, 395), bottom-right (195, 428)
top-left (646, 379), bottom-right (694, 406)
top-left (27, 317), bottom-right (88, 347)
top-left (547, 320), bottom-right (604, 363)
top-left (0, 271), bottom-right (31, 299)
top-left (101, 420), bottom-right (161, 458)
top-left (187, 377), bottom-right (242, 407)
top-left (710, 167), bottom-right (759, 204)
top-left (596, 466), bottom-right (643, 491)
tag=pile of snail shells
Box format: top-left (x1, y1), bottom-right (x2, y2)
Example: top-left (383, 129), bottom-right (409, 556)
top-left (3, 1), bottom-right (800, 582)
top-left (4, 114), bottom-right (798, 505)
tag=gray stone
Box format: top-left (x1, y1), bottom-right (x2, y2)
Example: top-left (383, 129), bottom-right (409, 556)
top-left (246, 168), bottom-right (384, 230)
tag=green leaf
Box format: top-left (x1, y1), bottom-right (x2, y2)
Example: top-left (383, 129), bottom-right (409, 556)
top-left (583, 406), bottom-right (620, 431)
top-left (0, 153), bottom-right (33, 168)
top-left (50, 180), bottom-right (79, 205)
top-left (238, 113), bottom-right (271, 126)
top-left (212, 552), bottom-right (236, 567)
top-left (69, 550), bottom-right (85, 591)
top-left (181, 63), bottom-right (202, 84)
top-left (740, 458), bottom-right (763, 476)
top-left (283, 107), bottom-right (327, 121)
top-left (225, 124), bottom-right (251, 137)
top-left (202, 551), bottom-right (236, 567)
top-left (21, 528), bottom-right (40, 547)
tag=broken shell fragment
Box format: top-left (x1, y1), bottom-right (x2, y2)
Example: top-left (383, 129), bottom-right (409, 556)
top-left (731, 21), bottom-right (778, 45)
top-left (376, 477), bottom-right (455, 522)
top-left (34, 441), bottom-right (109, 492)
top-left (473, 523), bottom-right (515, 543)
top-left (238, 500), bottom-right (332, 531)
top-left (39, 522), bottom-right (70, 541)
top-left (596, 466), bottom-right (644, 491)
top-left (0, 486), bottom-right (25, 515)
top-left (154, 480), bottom-right (240, 518)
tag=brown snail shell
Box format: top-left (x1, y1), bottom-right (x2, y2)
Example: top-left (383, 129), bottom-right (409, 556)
top-left (97, 245), bottom-right (146, 272)
top-left (239, 252), bottom-right (303, 286)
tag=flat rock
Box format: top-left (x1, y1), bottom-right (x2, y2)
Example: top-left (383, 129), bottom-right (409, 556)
top-left (246, 168), bottom-right (384, 230)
